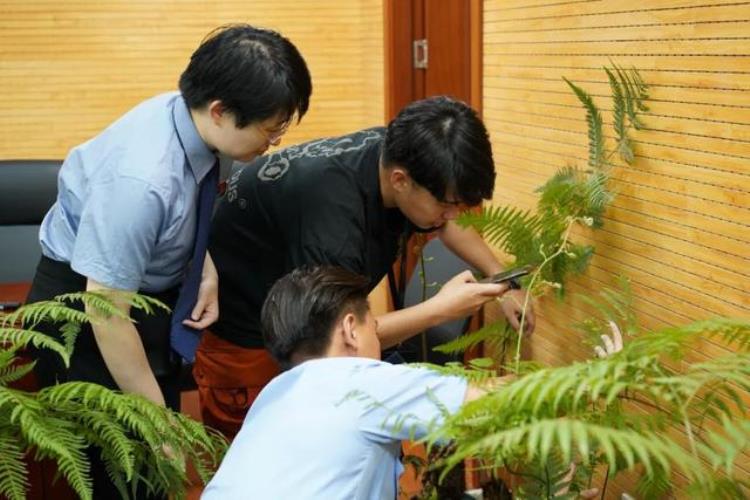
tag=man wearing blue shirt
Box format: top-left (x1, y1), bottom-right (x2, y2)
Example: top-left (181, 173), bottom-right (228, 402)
top-left (27, 24), bottom-right (312, 498)
top-left (203, 266), bottom-right (507, 499)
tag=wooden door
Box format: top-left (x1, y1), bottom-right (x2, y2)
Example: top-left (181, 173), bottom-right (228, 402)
top-left (383, 0), bottom-right (483, 303)
top-left (384, 0), bottom-right (482, 121)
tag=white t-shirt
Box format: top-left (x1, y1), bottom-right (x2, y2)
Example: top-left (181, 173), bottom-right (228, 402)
top-left (203, 357), bottom-right (467, 500)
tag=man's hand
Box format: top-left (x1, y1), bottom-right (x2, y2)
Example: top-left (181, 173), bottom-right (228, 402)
top-left (430, 270), bottom-right (508, 321)
top-left (594, 321), bottom-right (623, 358)
top-left (499, 288), bottom-right (535, 335)
top-left (182, 253), bottom-right (219, 329)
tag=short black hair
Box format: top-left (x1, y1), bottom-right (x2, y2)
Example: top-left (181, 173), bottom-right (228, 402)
top-left (382, 96), bottom-right (495, 206)
top-left (179, 24), bottom-right (312, 128)
top-left (261, 266), bottom-right (370, 370)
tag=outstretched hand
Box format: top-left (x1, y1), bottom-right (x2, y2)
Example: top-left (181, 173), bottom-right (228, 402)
top-left (594, 321), bottom-right (623, 358)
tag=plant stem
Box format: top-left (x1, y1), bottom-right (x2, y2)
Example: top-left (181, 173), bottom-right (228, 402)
top-left (513, 219), bottom-right (576, 373)
top-left (419, 251), bottom-right (428, 362)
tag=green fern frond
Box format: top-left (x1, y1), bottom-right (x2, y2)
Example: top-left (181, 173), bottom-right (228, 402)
top-left (433, 321), bottom-right (510, 355)
top-left (0, 292), bottom-right (225, 499)
top-left (76, 411), bottom-right (137, 479)
top-left (699, 415), bottom-right (750, 475)
top-left (0, 299), bottom-right (91, 331)
top-left (616, 63), bottom-right (649, 123)
top-left (604, 67), bottom-right (627, 149)
top-left (687, 477), bottom-right (750, 500)
top-left (0, 327), bottom-right (70, 366)
top-left (0, 433), bottom-right (29, 500)
top-left (445, 419), bottom-right (705, 481)
top-left (612, 64), bottom-right (641, 132)
top-left (635, 464), bottom-right (672, 500)
top-left (417, 360), bottom-right (495, 385)
top-left (458, 206), bottom-right (541, 257)
top-left (0, 360), bottom-right (36, 386)
top-left (59, 321), bottom-right (80, 357)
top-left (625, 318), bottom-right (750, 359)
top-left (513, 452), bottom-right (576, 499)
top-left (0, 349), bottom-right (17, 371)
top-left (563, 77), bottom-right (604, 169)
top-left (14, 407), bottom-right (92, 500)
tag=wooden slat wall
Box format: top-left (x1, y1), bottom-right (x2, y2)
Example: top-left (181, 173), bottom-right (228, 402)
top-left (0, 0), bottom-right (384, 159)
top-left (483, 0), bottom-right (749, 496)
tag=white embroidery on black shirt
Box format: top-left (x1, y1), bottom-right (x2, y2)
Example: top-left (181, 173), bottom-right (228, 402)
top-left (256, 129), bottom-right (382, 183)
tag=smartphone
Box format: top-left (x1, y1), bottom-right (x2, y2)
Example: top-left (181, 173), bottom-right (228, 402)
top-left (479, 265), bottom-right (533, 284)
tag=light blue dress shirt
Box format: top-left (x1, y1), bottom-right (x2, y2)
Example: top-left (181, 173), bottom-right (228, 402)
top-left (202, 357), bottom-right (467, 500)
top-left (39, 92), bottom-right (217, 292)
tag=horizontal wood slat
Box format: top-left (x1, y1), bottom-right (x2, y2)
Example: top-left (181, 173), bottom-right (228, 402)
top-left (0, 1), bottom-right (384, 159)
top-left (484, 2), bottom-right (749, 495)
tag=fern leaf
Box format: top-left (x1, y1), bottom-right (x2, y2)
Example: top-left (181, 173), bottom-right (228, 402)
top-left (0, 434), bottom-right (28, 500)
top-left (458, 205), bottom-right (541, 257)
top-left (563, 77), bottom-right (604, 169)
top-left (446, 419), bottom-right (705, 481)
top-left (699, 416), bottom-right (750, 475)
top-left (0, 327), bottom-right (70, 365)
top-left (0, 360), bottom-right (36, 386)
top-left (0, 300), bottom-right (90, 331)
top-left (604, 67), bottom-right (627, 145)
top-left (11, 401), bottom-right (92, 500)
top-left (434, 321), bottom-right (509, 355)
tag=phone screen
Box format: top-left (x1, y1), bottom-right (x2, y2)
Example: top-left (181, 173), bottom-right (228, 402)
top-left (479, 265), bottom-right (532, 284)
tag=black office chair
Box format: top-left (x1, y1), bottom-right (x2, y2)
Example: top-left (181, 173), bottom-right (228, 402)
top-left (0, 160), bottom-right (61, 302)
top-left (398, 238), bottom-right (477, 365)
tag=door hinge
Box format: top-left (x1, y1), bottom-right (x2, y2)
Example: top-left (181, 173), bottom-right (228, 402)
top-left (413, 39), bottom-right (428, 69)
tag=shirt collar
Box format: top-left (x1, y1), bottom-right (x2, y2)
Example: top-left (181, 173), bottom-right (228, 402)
top-left (172, 95), bottom-right (217, 184)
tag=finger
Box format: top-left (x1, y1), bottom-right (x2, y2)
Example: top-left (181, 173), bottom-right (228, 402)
top-left (594, 345), bottom-right (607, 358)
top-left (458, 269), bottom-right (475, 282)
top-left (600, 333), bottom-right (615, 354)
top-left (609, 320), bottom-right (624, 352)
top-left (506, 310), bottom-right (521, 331)
top-left (580, 488), bottom-right (599, 499)
top-left (477, 282), bottom-right (508, 297)
top-left (523, 308), bottom-right (536, 334)
top-left (183, 310), bottom-right (217, 330)
top-left (445, 270), bottom-right (472, 287)
top-left (190, 298), bottom-right (207, 322)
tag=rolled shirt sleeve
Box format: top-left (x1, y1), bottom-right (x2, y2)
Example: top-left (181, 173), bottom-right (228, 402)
top-left (71, 176), bottom-right (167, 291)
top-left (351, 362), bottom-right (468, 443)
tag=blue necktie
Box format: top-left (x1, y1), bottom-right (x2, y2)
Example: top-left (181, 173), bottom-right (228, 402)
top-left (170, 164), bottom-right (219, 362)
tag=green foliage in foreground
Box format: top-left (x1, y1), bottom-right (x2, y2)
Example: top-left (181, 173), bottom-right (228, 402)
top-left (424, 317), bottom-right (750, 499)
top-left (0, 292), bottom-right (227, 500)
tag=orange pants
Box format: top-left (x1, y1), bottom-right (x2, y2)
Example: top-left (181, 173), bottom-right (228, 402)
top-left (193, 331), bottom-right (280, 440)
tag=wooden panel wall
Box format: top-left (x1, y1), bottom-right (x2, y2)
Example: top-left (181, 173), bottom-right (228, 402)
top-left (483, 0), bottom-right (749, 496)
top-left (0, 0), bottom-right (384, 159)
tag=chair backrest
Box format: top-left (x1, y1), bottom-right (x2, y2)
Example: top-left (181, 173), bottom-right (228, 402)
top-left (400, 238), bottom-right (477, 365)
top-left (0, 160), bottom-right (61, 284)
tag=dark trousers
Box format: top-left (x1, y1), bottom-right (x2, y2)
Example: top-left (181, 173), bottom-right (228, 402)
top-left (26, 256), bottom-right (181, 499)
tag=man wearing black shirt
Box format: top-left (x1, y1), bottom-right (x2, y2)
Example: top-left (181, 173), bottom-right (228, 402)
top-left (196, 96), bottom-right (536, 438)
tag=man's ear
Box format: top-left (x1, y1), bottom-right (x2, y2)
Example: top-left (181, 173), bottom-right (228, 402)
top-left (341, 312), bottom-right (359, 354)
top-left (207, 100), bottom-right (225, 125)
top-left (388, 167), bottom-right (411, 193)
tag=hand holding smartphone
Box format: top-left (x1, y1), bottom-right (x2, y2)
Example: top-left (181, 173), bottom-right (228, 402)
top-left (478, 265), bottom-right (533, 285)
